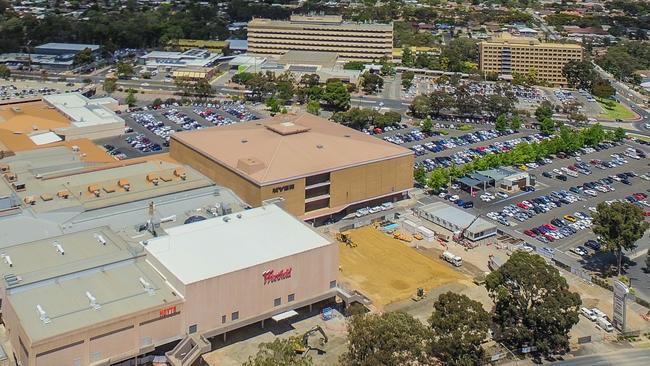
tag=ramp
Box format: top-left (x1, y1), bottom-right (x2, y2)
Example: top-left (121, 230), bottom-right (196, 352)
top-left (165, 333), bottom-right (211, 366)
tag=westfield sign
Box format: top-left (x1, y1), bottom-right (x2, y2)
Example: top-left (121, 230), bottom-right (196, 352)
top-left (262, 268), bottom-right (292, 284)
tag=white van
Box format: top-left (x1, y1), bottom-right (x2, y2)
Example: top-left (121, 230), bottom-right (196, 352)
top-left (441, 251), bottom-right (463, 267)
top-left (591, 308), bottom-right (607, 319)
top-left (597, 317), bottom-right (614, 332)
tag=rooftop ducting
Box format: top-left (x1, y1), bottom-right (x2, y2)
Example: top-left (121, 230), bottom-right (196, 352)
top-left (86, 291), bottom-right (101, 310)
top-left (94, 234), bottom-right (107, 245)
top-left (53, 241), bottom-right (65, 255)
top-left (37, 304), bottom-right (51, 324)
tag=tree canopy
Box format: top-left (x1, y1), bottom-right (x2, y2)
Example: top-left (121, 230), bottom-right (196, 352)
top-left (243, 337), bottom-right (313, 366)
top-left (486, 252), bottom-right (581, 356)
top-left (429, 292), bottom-right (490, 365)
top-left (341, 312), bottom-right (433, 366)
top-left (592, 202), bottom-right (650, 274)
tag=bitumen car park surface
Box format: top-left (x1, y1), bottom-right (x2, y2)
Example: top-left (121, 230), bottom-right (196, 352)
top-left (429, 138), bottom-right (650, 294)
top-left (95, 103), bottom-right (261, 159)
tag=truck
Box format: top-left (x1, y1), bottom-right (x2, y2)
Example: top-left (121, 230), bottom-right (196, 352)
top-left (441, 251), bottom-right (463, 267)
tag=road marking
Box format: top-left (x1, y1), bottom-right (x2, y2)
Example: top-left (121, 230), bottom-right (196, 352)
top-left (351, 99), bottom-right (377, 104)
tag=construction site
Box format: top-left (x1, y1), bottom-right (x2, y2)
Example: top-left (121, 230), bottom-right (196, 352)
top-left (335, 225), bottom-right (468, 308)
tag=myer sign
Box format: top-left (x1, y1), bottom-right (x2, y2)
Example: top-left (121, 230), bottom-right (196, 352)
top-left (272, 184), bottom-right (295, 194)
top-left (613, 279), bottom-right (629, 332)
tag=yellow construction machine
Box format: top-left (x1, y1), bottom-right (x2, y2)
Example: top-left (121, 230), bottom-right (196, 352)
top-left (336, 232), bottom-right (357, 247)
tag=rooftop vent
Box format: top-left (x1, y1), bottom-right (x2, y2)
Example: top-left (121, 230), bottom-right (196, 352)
top-left (223, 216), bottom-right (231, 223)
top-left (316, 144), bottom-right (324, 149)
top-left (86, 291), bottom-right (101, 310)
top-left (1, 254), bottom-right (13, 267)
top-left (37, 304), bottom-right (51, 324)
top-left (241, 138), bottom-right (248, 143)
top-left (94, 234), bottom-right (107, 245)
top-left (236, 213), bottom-right (243, 219)
top-left (53, 241), bottom-right (65, 255)
top-left (139, 277), bottom-right (155, 296)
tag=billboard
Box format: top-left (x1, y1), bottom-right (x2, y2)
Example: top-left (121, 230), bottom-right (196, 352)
top-left (613, 280), bottom-right (629, 332)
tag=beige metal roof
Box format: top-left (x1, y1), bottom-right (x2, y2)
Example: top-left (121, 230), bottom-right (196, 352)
top-left (171, 113), bottom-right (412, 185)
top-left (7, 258), bottom-right (178, 344)
top-left (277, 50), bottom-right (338, 68)
top-left (0, 227), bottom-right (132, 288)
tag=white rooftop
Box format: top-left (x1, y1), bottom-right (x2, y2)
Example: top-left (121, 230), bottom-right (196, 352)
top-left (42, 93), bottom-right (124, 127)
top-left (144, 204), bottom-right (331, 284)
top-left (29, 131), bottom-right (62, 145)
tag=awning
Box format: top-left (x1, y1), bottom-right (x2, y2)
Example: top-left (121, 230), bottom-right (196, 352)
top-left (271, 310), bottom-right (298, 322)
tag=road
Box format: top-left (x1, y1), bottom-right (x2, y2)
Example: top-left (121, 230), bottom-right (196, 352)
top-left (555, 349), bottom-right (650, 366)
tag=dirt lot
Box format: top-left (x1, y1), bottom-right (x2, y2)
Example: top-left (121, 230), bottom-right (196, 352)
top-left (336, 226), bottom-right (469, 309)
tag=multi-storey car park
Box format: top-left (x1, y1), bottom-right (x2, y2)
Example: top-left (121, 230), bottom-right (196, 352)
top-left (247, 14), bottom-right (393, 61)
top-left (479, 33), bottom-right (583, 86)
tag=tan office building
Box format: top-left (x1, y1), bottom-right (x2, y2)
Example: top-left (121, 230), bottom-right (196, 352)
top-left (247, 15), bottom-right (393, 61)
top-left (170, 113), bottom-right (413, 221)
top-left (479, 33), bottom-right (583, 85)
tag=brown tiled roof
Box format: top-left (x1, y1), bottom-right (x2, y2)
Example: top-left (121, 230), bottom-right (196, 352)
top-left (172, 113), bottom-right (413, 185)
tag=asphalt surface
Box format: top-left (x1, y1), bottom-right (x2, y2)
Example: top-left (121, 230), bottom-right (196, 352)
top-left (431, 139), bottom-right (650, 292)
top-left (555, 349), bottom-right (650, 366)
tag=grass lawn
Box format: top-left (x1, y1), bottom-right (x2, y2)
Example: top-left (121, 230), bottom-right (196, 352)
top-left (596, 98), bottom-right (637, 120)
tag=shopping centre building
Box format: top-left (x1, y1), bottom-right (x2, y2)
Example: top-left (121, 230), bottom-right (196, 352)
top-left (2, 204), bottom-right (338, 366)
top-left (170, 113), bottom-right (414, 221)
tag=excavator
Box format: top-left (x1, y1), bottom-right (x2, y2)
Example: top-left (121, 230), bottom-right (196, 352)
top-left (293, 325), bottom-right (328, 356)
top-left (336, 232), bottom-right (357, 247)
top-left (453, 213), bottom-right (483, 248)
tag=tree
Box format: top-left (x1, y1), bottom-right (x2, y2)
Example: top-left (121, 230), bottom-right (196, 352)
top-left (614, 127), bottom-right (626, 141)
top-left (427, 168), bottom-right (450, 192)
top-left (243, 337), bottom-right (312, 366)
top-left (562, 60), bottom-right (596, 90)
top-left (409, 95), bottom-right (430, 118)
top-left (495, 114), bottom-right (508, 133)
top-left (0, 64), bottom-right (10, 79)
top-left (510, 115), bottom-right (522, 132)
top-left (73, 47), bottom-right (93, 66)
top-left (116, 61), bottom-right (134, 79)
top-left (194, 79), bottom-right (214, 98)
top-left (401, 46), bottom-right (414, 67)
top-left (414, 165), bottom-right (427, 186)
top-left (486, 252), bottom-right (582, 356)
top-left (592, 202), bottom-right (649, 275)
top-left (103, 78), bottom-right (117, 94)
top-left (360, 72), bottom-right (384, 94)
top-left (401, 71), bottom-right (415, 90)
top-left (266, 96), bottom-right (281, 115)
top-left (420, 117), bottom-right (433, 134)
top-left (645, 251), bottom-right (650, 273)
top-left (379, 58), bottom-right (395, 76)
top-left (322, 80), bottom-right (351, 111)
top-left (306, 100), bottom-right (320, 116)
top-left (591, 78), bottom-right (616, 99)
top-left (340, 312), bottom-right (432, 366)
top-left (535, 101), bottom-right (554, 122)
top-left (429, 292), bottom-right (490, 366)
top-left (428, 89), bottom-right (454, 116)
top-left (540, 117), bottom-right (556, 136)
top-left (125, 90), bottom-right (137, 106)
top-left (276, 80), bottom-right (294, 103)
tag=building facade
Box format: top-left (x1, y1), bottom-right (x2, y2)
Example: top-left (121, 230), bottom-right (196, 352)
top-left (479, 34), bottom-right (583, 85)
top-left (247, 15), bottom-right (393, 61)
top-left (3, 205), bottom-right (339, 366)
top-left (170, 113), bottom-right (413, 221)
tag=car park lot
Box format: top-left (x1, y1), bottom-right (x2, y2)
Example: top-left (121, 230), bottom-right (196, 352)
top-left (464, 140), bottom-right (650, 257)
top-left (97, 101), bottom-right (261, 159)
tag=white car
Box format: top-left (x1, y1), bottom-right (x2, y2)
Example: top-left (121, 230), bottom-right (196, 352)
top-left (571, 247), bottom-right (588, 256)
top-left (592, 308), bottom-right (607, 319)
top-left (381, 202), bottom-right (394, 210)
top-left (581, 307), bottom-right (597, 321)
top-left (369, 206), bottom-right (382, 214)
top-left (449, 195), bottom-right (459, 202)
top-left (584, 190), bottom-right (598, 197)
top-left (496, 192), bottom-right (509, 199)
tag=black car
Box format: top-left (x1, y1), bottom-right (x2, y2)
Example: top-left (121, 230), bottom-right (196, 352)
top-left (584, 240), bottom-right (601, 251)
top-left (103, 144), bottom-right (115, 152)
top-left (542, 171), bottom-right (553, 178)
top-left (556, 174), bottom-right (568, 181)
top-left (621, 179), bottom-right (632, 185)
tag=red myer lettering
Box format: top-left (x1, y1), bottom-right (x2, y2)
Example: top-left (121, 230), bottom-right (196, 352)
top-left (262, 268), bottom-right (292, 284)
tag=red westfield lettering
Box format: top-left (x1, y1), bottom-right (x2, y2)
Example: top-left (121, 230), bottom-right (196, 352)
top-left (262, 268), bottom-right (292, 284)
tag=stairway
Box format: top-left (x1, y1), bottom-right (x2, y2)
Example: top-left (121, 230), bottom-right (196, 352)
top-left (165, 333), bottom-right (211, 366)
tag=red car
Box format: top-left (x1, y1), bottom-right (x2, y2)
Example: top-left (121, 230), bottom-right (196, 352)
top-left (634, 192), bottom-right (648, 200)
top-left (644, 211), bottom-right (650, 217)
top-left (544, 234), bottom-right (555, 242)
top-left (524, 229), bottom-right (537, 237)
top-left (543, 223), bottom-right (557, 231)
